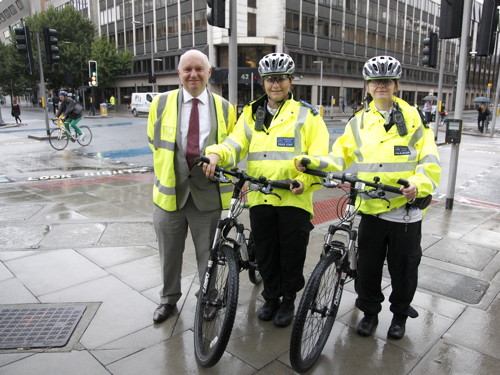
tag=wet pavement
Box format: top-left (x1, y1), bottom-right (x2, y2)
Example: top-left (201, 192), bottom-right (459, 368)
top-left (0, 111), bottom-right (499, 374)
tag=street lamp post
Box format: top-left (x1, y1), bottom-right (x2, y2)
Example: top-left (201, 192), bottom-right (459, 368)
top-left (313, 60), bottom-right (323, 107)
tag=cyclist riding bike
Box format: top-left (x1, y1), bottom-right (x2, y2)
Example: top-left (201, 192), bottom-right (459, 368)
top-left (54, 91), bottom-right (85, 142)
top-left (296, 56), bottom-right (441, 340)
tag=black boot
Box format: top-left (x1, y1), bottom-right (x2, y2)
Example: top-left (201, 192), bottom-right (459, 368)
top-left (387, 314), bottom-right (407, 340)
top-left (274, 294), bottom-right (295, 327)
top-left (258, 298), bottom-right (280, 321)
top-left (357, 314), bottom-right (379, 336)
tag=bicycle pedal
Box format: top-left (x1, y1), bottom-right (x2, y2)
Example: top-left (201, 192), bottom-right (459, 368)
top-left (70, 138), bottom-right (76, 142)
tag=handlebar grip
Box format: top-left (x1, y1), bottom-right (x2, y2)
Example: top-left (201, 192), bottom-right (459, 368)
top-left (269, 179), bottom-right (298, 190)
top-left (194, 156), bottom-right (210, 165)
top-left (397, 178), bottom-right (410, 188)
top-left (300, 157), bottom-right (311, 166)
top-left (303, 168), bottom-right (327, 178)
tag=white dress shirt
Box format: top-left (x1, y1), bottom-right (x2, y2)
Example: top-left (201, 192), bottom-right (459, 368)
top-left (180, 88), bottom-right (211, 155)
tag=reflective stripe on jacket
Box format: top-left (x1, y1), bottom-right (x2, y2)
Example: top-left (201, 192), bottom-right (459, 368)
top-left (205, 95), bottom-right (329, 218)
top-left (147, 89), bottom-right (236, 211)
top-left (303, 96), bottom-right (441, 215)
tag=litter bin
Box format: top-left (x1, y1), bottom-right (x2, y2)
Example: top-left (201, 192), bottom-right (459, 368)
top-left (100, 103), bottom-right (107, 116)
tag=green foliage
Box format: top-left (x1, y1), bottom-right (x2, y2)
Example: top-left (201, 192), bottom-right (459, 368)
top-left (90, 36), bottom-right (134, 89)
top-left (0, 5), bottom-right (133, 95)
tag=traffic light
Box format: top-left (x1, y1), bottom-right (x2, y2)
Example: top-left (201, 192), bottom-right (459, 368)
top-left (476, 0), bottom-right (499, 56)
top-left (207, 0), bottom-right (225, 28)
top-left (89, 60), bottom-right (98, 87)
top-left (439, 0), bottom-right (464, 39)
top-left (422, 32), bottom-right (438, 68)
top-left (148, 71), bottom-right (156, 84)
top-left (42, 26), bottom-right (60, 65)
top-left (14, 26), bottom-right (35, 74)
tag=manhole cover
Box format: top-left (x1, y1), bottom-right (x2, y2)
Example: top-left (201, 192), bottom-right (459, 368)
top-left (0, 305), bottom-right (86, 349)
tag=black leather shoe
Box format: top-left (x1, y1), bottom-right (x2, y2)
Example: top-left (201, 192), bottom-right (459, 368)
top-left (258, 299), bottom-right (280, 321)
top-left (274, 298), bottom-right (295, 327)
top-left (388, 317), bottom-right (406, 340)
top-left (153, 303), bottom-right (176, 323)
top-left (356, 314), bottom-right (378, 337)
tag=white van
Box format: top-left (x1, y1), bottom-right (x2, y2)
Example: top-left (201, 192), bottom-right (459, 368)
top-left (130, 92), bottom-right (159, 116)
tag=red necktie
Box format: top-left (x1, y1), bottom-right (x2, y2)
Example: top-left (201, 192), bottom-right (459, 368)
top-left (186, 98), bottom-right (200, 170)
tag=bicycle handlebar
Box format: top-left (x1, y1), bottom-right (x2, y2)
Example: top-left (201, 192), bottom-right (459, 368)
top-left (196, 156), bottom-right (300, 191)
top-left (300, 158), bottom-right (408, 195)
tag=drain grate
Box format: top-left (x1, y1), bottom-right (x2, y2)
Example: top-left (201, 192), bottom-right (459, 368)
top-left (0, 305), bottom-right (86, 349)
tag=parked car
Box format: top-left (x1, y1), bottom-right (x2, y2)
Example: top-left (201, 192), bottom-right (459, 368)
top-left (130, 92), bottom-right (159, 117)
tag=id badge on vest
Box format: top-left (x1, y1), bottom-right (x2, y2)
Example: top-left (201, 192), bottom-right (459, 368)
top-left (277, 137), bottom-right (295, 147)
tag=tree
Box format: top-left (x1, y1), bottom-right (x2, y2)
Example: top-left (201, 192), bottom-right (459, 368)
top-left (90, 36), bottom-right (133, 90)
top-left (29, 6), bottom-right (95, 91)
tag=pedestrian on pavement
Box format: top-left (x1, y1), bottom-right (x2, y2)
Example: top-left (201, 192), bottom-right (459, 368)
top-left (55, 91), bottom-right (85, 141)
top-left (109, 95), bottom-right (115, 111)
top-left (88, 95), bottom-right (96, 116)
top-left (203, 53), bottom-right (329, 328)
top-left (11, 99), bottom-right (21, 124)
top-left (296, 55), bottom-right (441, 340)
top-left (423, 100), bottom-right (433, 124)
top-left (477, 102), bottom-right (490, 133)
top-left (147, 49), bottom-right (236, 324)
top-left (341, 100), bottom-right (346, 113)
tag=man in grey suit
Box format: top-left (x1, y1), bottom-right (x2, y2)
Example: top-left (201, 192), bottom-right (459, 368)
top-left (147, 50), bottom-right (236, 323)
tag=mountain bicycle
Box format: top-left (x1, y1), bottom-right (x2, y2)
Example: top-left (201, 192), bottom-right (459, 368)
top-left (49, 117), bottom-right (92, 151)
top-left (289, 159), bottom-right (407, 373)
top-left (193, 156), bottom-right (299, 368)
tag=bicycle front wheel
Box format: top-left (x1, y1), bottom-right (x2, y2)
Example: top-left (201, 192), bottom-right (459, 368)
top-left (290, 249), bottom-right (343, 373)
top-left (77, 126), bottom-right (92, 146)
top-left (49, 128), bottom-right (69, 151)
top-left (194, 244), bottom-right (239, 367)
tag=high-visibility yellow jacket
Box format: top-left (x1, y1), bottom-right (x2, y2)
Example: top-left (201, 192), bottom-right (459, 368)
top-left (205, 95), bottom-right (329, 218)
top-left (298, 97), bottom-right (441, 215)
top-left (148, 89), bottom-right (236, 211)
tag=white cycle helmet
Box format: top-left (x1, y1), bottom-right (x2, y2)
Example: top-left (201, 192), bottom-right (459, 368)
top-left (363, 56), bottom-right (402, 80)
top-left (258, 53), bottom-right (295, 77)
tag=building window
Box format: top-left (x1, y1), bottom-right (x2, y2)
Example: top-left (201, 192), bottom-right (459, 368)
top-left (181, 14), bottom-right (192, 34)
top-left (301, 15), bottom-right (315, 35)
top-left (15, 0), bottom-right (24, 10)
top-left (318, 18), bottom-right (329, 37)
top-left (248, 0), bottom-right (256, 8)
top-left (168, 17), bottom-right (178, 35)
top-left (157, 20), bottom-right (167, 38)
top-left (331, 22), bottom-right (341, 39)
top-left (8, 5), bottom-right (17, 14)
top-left (286, 12), bottom-right (299, 32)
top-left (345, 25), bottom-right (355, 43)
top-left (248, 13), bottom-right (256, 37)
top-left (195, 10), bottom-right (207, 31)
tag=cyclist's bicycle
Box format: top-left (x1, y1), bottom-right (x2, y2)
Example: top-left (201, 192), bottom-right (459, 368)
top-left (193, 156), bottom-right (299, 368)
top-left (289, 158), bottom-right (407, 373)
top-left (49, 117), bottom-right (92, 151)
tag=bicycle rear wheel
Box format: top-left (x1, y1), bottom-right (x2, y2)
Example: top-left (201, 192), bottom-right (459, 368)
top-left (290, 249), bottom-right (343, 373)
top-left (77, 126), bottom-right (92, 146)
top-left (194, 244), bottom-right (239, 367)
top-left (49, 128), bottom-right (69, 151)
top-left (247, 232), bottom-right (262, 285)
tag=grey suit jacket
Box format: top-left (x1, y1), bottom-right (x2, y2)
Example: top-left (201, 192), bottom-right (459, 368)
top-left (174, 89), bottom-right (222, 212)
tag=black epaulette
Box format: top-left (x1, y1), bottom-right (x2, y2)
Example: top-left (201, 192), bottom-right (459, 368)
top-left (299, 100), bottom-right (319, 116)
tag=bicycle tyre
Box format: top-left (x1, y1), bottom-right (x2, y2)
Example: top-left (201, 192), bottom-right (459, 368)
top-left (77, 126), bottom-right (93, 146)
top-left (247, 232), bottom-right (262, 285)
top-left (290, 249), bottom-right (343, 373)
top-left (194, 244), bottom-right (239, 367)
top-left (49, 128), bottom-right (69, 151)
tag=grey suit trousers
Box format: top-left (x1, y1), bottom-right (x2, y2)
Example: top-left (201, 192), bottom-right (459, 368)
top-left (153, 196), bottom-right (220, 305)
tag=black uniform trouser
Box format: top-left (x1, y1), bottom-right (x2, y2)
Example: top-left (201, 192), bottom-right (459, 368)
top-left (249, 205), bottom-right (313, 300)
top-left (355, 214), bottom-right (422, 317)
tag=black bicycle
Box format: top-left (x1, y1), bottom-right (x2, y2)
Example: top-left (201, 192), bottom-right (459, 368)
top-left (193, 156), bottom-right (299, 368)
top-left (289, 158), bottom-right (407, 373)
